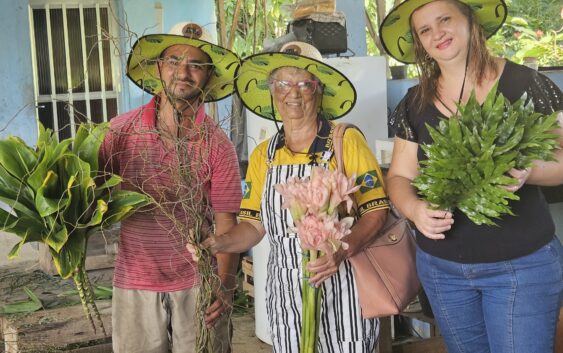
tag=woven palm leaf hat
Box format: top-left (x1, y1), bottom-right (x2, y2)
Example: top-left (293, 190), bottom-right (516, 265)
top-left (235, 41), bottom-right (357, 121)
top-left (126, 22), bottom-right (240, 102)
top-left (379, 0), bottom-right (507, 64)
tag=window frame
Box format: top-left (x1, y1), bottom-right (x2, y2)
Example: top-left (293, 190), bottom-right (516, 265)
top-left (28, 0), bottom-right (121, 138)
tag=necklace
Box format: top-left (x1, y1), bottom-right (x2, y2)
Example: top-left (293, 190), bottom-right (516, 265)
top-left (283, 120), bottom-right (322, 165)
top-left (436, 95), bottom-right (457, 116)
top-left (436, 42), bottom-right (471, 117)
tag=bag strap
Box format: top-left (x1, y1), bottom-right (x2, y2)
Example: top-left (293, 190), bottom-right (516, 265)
top-left (333, 123), bottom-right (407, 222)
top-left (332, 123), bottom-right (358, 174)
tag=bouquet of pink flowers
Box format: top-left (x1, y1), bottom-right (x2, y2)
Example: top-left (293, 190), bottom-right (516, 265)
top-left (274, 166), bottom-right (359, 353)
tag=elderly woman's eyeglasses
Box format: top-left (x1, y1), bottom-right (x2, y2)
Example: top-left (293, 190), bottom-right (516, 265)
top-left (269, 79), bottom-right (320, 95)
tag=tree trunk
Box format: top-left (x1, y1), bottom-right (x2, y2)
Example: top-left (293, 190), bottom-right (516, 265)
top-left (227, 0), bottom-right (243, 50)
top-left (365, 7), bottom-right (385, 55)
top-left (216, 0), bottom-right (227, 46)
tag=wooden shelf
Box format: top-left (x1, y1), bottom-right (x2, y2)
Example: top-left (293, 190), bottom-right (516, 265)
top-left (241, 256), bottom-right (254, 298)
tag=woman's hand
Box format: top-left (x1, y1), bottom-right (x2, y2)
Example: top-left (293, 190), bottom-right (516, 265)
top-left (503, 167), bottom-right (531, 192)
top-left (186, 233), bottom-right (228, 261)
top-left (306, 247), bottom-right (347, 287)
top-left (410, 200), bottom-right (454, 240)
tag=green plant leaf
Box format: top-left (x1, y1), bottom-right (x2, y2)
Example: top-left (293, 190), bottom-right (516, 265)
top-left (102, 190), bottom-right (152, 227)
top-left (50, 232), bottom-right (86, 279)
top-left (0, 287), bottom-right (43, 315)
top-left (8, 231), bottom-right (30, 259)
top-left (24, 287), bottom-right (44, 309)
top-left (45, 227), bottom-right (69, 253)
top-left (413, 83), bottom-right (559, 225)
top-left (73, 123), bottom-right (109, 176)
top-left (0, 139), bottom-right (36, 181)
top-left (35, 170), bottom-right (68, 217)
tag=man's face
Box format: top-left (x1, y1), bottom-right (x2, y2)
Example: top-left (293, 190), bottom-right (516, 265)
top-left (158, 44), bottom-right (213, 102)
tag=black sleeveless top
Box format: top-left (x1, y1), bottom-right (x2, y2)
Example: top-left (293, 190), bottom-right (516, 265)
top-left (390, 60), bottom-right (562, 263)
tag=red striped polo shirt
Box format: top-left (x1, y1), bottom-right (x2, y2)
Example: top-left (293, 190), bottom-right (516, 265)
top-left (99, 97), bottom-right (242, 291)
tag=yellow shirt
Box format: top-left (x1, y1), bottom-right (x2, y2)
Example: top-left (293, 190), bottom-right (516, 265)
top-left (239, 124), bottom-right (389, 221)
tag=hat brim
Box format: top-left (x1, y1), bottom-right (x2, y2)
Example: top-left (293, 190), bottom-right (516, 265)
top-left (379, 0), bottom-right (507, 64)
top-left (126, 34), bottom-right (240, 102)
top-left (234, 52), bottom-right (357, 121)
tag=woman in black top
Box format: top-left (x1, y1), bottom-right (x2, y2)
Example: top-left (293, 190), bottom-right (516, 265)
top-left (380, 0), bottom-right (563, 351)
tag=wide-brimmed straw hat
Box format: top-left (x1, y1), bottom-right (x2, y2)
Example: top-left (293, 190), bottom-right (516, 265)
top-left (126, 22), bottom-right (240, 102)
top-left (234, 41), bottom-right (356, 121)
top-left (379, 0), bottom-right (507, 64)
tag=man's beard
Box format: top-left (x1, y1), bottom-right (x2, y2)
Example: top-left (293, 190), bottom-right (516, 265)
top-left (165, 79), bottom-right (204, 103)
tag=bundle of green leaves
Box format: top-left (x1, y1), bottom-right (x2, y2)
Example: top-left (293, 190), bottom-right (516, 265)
top-left (413, 84), bottom-right (560, 225)
top-left (0, 123), bottom-right (151, 334)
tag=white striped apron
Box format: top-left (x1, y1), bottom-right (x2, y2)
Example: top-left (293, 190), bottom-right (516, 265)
top-left (261, 133), bottom-right (379, 353)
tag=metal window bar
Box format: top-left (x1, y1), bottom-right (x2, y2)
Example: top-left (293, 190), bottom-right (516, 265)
top-left (95, 4), bottom-right (107, 122)
top-left (62, 4), bottom-right (75, 134)
top-left (44, 4), bottom-right (59, 134)
top-left (79, 4), bottom-right (91, 122)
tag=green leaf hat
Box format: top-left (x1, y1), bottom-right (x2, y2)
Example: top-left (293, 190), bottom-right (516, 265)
top-left (126, 22), bottom-right (240, 102)
top-left (379, 0), bottom-right (507, 64)
top-left (234, 41), bottom-right (357, 121)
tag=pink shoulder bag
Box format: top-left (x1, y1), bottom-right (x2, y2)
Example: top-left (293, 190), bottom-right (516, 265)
top-left (332, 123), bottom-right (421, 319)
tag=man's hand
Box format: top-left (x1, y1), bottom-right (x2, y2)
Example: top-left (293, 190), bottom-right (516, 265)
top-left (205, 285), bottom-right (234, 328)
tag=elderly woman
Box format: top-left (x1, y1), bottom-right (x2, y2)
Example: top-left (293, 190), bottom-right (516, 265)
top-left (200, 42), bottom-right (389, 352)
top-left (381, 0), bottom-right (563, 351)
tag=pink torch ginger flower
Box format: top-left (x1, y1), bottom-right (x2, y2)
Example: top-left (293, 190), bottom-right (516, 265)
top-left (275, 167), bottom-right (357, 253)
top-left (296, 214), bottom-right (352, 253)
top-left (296, 214), bottom-right (329, 251)
top-left (274, 177), bottom-right (309, 221)
top-left (304, 167), bottom-right (332, 214)
top-left (326, 170), bottom-right (360, 215)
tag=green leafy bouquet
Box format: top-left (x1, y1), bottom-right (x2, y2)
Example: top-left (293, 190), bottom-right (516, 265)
top-left (0, 123), bottom-right (151, 334)
top-left (413, 84), bottom-right (560, 225)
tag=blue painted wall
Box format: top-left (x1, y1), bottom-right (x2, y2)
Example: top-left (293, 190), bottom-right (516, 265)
top-left (0, 0), bottom-right (36, 145)
top-left (337, 0), bottom-right (367, 56)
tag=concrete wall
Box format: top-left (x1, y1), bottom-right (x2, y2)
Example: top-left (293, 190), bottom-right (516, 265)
top-left (0, 0), bottom-right (37, 146)
top-left (337, 0), bottom-right (367, 56)
top-left (0, 1), bottom-right (38, 266)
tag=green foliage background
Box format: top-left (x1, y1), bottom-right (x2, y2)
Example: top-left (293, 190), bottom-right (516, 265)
top-left (219, 0), bottom-right (294, 55)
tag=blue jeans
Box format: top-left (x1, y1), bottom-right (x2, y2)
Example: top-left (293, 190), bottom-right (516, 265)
top-left (417, 237), bottom-right (563, 353)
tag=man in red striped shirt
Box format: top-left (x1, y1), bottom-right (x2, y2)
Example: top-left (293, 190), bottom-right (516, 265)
top-left (99, 22), bottom-right (242, 353)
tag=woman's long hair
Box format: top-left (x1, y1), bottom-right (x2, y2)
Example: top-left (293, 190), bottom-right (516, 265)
top-left (410, 0), bottom-right (498, 110)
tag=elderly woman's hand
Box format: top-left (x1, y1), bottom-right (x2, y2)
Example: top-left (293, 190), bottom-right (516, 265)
top-left (186, 233), bottom-right (226, 261)
top-left (306, 247), bottom-right (348, 287)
